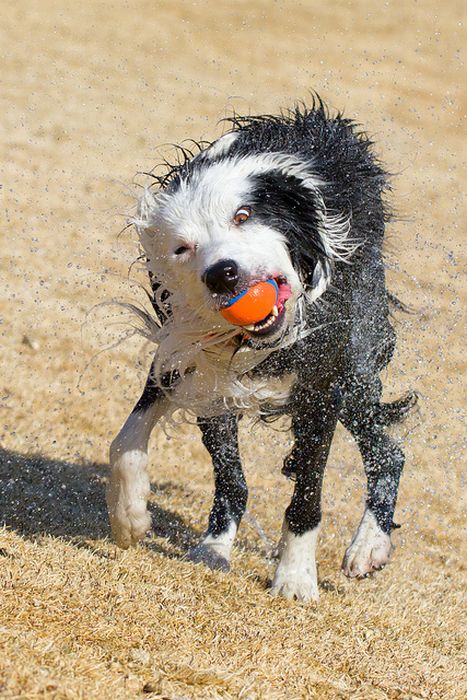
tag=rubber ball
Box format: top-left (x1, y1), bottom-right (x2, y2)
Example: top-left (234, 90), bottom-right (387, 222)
top-left (220, 279), bottom-right (278, 326)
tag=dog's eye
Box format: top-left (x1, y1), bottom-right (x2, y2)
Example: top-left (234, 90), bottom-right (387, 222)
top-left (233, 206), bottom-right (252, 225)
top-left (174, 245), bottom-right (191, 256)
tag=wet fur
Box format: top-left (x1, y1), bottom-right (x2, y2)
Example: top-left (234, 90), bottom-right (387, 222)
top-left (107, 98), bottom-right (416, 601)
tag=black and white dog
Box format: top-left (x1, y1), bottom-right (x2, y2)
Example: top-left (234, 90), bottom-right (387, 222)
top-left (106, 99), bottom-right (415, 602)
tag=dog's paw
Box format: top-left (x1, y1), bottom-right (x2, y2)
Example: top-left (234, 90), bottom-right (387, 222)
top-left (342, 509), bottom-right (392, 578)
top-left (107, 499), bottom-right (152, 549)
top-left (270, 523), bottom-right (320, 602)
top-left (187, 524), bottom-right (237, 572)
top-left (106, 450), bottom-right (152, 549)
top-left (270, 566), bottom-right (319, 602)
top-left (187, 544), bottom-right (230, 572)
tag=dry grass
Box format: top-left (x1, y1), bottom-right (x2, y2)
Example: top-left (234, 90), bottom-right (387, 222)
top-left (0, 1), bottom-right (465, 698)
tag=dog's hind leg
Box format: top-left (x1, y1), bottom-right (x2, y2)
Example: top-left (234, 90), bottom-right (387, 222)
top-left (107, 370), bottom-right (171, 548)
top-left (187, 413), bottom-right (247, 573)
top-left (271, 388), bottom-right (340, 602)
top-left (339, 377), bottom-right (411, 578)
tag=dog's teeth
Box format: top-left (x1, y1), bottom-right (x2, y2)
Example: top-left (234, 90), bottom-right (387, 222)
top-left (244, 309), bottom-right (279, 333)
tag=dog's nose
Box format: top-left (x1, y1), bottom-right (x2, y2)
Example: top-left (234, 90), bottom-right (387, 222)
top-left (203, 259), bottom-right (239, 294)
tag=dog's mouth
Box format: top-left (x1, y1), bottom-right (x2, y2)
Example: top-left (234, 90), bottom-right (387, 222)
top-left (241, 276), bottom-right (292, 338)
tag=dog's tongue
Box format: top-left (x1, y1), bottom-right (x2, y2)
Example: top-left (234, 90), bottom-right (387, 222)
top-left (277, 282), bottom-right (292, 310)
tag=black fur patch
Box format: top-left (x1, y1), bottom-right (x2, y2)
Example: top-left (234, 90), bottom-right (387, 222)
top-left (249, 171), bottom-right (326, 287)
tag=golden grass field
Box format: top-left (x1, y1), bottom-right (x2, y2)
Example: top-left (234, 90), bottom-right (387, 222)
top-left (0, 1), bottom-right (465, 698)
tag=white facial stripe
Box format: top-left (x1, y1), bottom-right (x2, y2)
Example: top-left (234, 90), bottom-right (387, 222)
top-left (204, 131), bottom-right (239, 159)
top-left (185, 152), bottom-right (323, 204)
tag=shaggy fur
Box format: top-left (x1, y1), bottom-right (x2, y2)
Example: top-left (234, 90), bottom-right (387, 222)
top-left (107, 99), bottom-right (416, 601)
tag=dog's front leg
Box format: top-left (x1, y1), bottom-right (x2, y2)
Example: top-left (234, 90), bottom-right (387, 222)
top-left (107, 375), bottom-right (170, 548)
top-left (271, 389), bottom-right (339, 602)
top-left (188, 413), bottom-right (247, 572)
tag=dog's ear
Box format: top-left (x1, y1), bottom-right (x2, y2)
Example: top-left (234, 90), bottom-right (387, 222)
top-left (305, 259), bottom-right (332, 303)
top-left (250, 171), bottom-right (333, 294)
top-left (135, 187), bottom-right (160, 228)
top-left (287, 239), bottom-right (329, 295)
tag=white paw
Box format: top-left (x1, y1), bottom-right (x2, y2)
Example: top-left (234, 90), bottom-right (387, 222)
top-left (270, 523), bottom-right (320, 602)
top-left (342, 509), bottom-right (392, 578)
top-left (271, 565), bottom-right (319, 602)
top-left (187, 522), bottom-right (237, 572)
top-left (106, 450), bottom-right (152, 549)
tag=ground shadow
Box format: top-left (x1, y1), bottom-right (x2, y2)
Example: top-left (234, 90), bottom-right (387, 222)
top-left (0, 447), bottom-right (197, 555)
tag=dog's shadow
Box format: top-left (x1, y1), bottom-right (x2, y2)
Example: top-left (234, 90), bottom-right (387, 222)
top-left (0, 446), bottom-right (198, 556)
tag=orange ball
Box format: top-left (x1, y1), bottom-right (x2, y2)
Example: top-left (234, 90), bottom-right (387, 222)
top-left (220, 280), bottom-right (278, 326)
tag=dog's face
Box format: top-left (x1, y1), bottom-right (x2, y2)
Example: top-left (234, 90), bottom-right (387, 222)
top-left (138, 138), bottom-right (350, 347)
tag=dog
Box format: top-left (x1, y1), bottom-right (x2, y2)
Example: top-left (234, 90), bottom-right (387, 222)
top-left (106, 98), bottom-right (416, 602)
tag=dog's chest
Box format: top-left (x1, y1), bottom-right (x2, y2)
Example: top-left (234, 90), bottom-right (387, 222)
top-left (244, 371), bottom-right (297, 409)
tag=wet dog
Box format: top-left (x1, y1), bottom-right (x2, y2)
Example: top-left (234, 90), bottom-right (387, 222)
top-left (106, 98), bottom-right (415, 601)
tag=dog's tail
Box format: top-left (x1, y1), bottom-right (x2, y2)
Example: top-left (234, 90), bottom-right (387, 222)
top-left (373, 391), bottom-right (419, 426)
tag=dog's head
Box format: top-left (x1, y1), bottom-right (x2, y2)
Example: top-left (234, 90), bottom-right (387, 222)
top-left (136, 131), bottom-right (353, 351)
